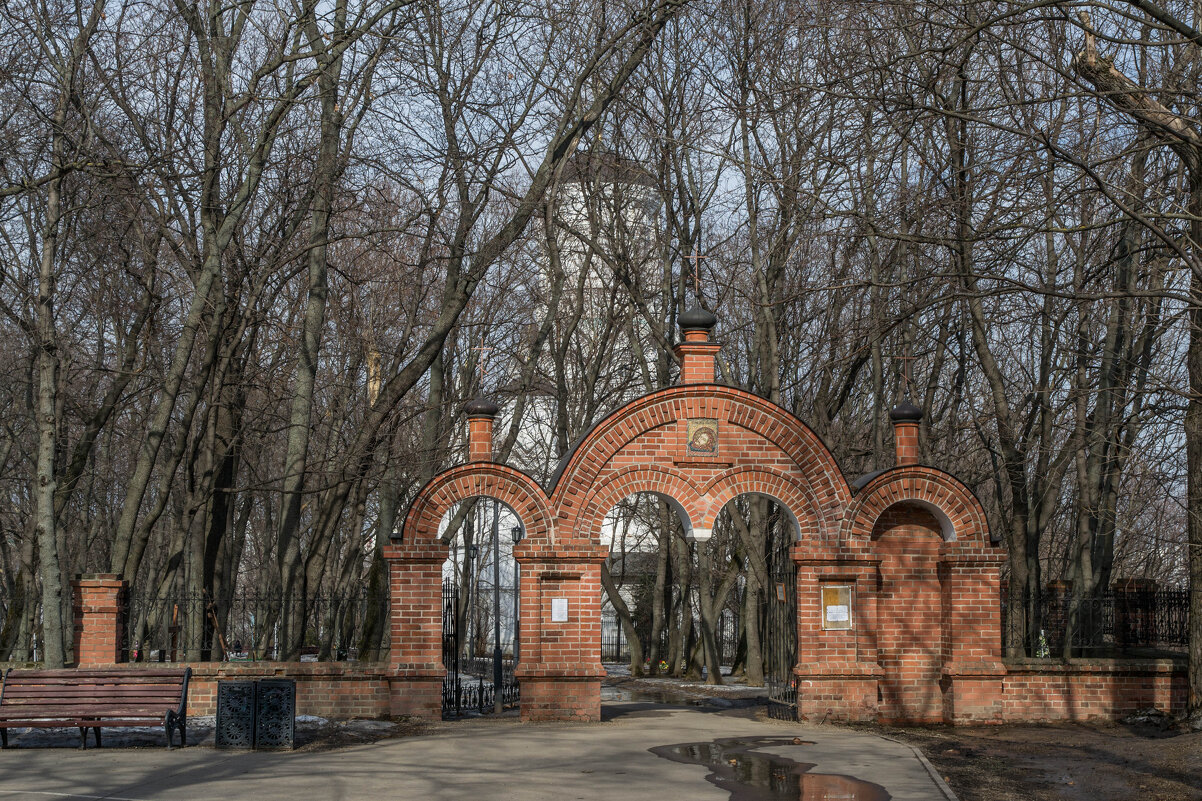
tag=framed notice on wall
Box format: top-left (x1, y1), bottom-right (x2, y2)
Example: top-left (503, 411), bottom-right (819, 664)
top-left (821, 585), bottom-right (853, 630)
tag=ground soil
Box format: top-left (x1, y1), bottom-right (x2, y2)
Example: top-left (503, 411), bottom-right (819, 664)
top-left (877, 718), bottom-right (1202, 801)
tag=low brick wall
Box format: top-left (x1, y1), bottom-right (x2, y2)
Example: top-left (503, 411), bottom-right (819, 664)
top-left (1002, 658), bottom-right (1187, 722)
top-left (185, 662), bottom-right (393, 718)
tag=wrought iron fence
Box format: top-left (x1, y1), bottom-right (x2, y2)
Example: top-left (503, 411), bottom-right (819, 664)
top-left (121, 589), bottom-right (387, 663)
top-left (607, 613), bottom-right (740, 667)
top-left (1002, 586), bottom-right (1189, 657)
top-left (0, 595), bottom-right (38, 662)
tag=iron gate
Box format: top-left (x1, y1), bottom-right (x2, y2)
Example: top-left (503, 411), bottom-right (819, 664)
top-left (764, 527), bottom-right (798, 720)
top-left (441, 578), bottom-right (519, 717)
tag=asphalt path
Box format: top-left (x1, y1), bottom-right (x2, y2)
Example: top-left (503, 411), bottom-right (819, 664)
top-left (0, 703), bottom-right (954, 801)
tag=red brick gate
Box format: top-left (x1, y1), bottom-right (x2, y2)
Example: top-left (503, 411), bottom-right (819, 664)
top-left (385, 309), bottom-right (1006, 723)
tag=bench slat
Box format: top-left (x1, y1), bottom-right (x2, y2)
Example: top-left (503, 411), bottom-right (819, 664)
top-left (12, 669), bottom-right (187, 679)
top-left (0, 719), bottom-right (168, 729)
top-left (5, 677), bottom-right (187, 687)
top-left (3, 686), bottom-right (183, 698)
top-left (1, 696), bottom-right (177, 707)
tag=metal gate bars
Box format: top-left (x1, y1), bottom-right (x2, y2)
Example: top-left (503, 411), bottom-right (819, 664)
top-left (764, 530), bottom-right (798, 720)
top-left (441, 578), bottom-right (519, 718)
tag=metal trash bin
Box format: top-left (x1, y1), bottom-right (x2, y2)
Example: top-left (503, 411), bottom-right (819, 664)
top-left (254, 679), bottom-right (296, 750)
top-left (215, 678), bottom-right (296, 750)
top-left (215, 681), bottom-right (256, 749)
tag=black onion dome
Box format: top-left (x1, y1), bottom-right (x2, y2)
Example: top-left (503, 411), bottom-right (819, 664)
top-left (889, 400), bottom-right (924, 423)
top-left (678, 305), bottom-right (717, 333)
top-left (464, 397), bottom-right (500, 417)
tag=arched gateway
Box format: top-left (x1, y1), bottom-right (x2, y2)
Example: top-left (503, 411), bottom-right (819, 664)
top-left (384, 310), bottom-right (1006, 724)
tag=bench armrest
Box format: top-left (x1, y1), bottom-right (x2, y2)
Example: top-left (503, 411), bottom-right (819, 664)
top-left (176, 667), bottom-right (191, 720)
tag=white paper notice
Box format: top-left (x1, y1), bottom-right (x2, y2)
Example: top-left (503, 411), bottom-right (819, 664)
top-left (551, 597), bottom-right (569, 622)
top-left (826, 605), bottom-right (849, 622)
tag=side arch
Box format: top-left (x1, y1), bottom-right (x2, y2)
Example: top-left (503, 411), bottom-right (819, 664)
top-left (840, 467), bottom-right (990, 546)
top-left (398, 463), bottom-right (555, 556)
top-left (700, 466), bottom-right (825, 540)
top-left (576, 465), bottom-right (706, 539)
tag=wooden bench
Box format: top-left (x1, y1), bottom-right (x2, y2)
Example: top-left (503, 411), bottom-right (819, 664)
top-left (0, 667), bottom-right (190, 749)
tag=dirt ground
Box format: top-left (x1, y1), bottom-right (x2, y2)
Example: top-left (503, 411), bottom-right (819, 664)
top-left (859, 716), bottom-right (1202, 801)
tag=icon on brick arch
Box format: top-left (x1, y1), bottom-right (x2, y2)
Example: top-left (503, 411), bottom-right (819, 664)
top-left (686, 417), bottom-right (718, 456)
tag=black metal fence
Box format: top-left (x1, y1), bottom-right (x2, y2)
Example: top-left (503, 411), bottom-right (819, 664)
top-left (1003, 587), bottom-right (1189, 657)
top-left (121, 590), bottom-right (386, 663)
top-left (603, 613), bottom-right (740, 666)
top-left (0, 593), bottom-right (38, 662)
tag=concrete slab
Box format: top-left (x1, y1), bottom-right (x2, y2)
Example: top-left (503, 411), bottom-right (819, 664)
top-left (0, 704), bottom-right (952, 800)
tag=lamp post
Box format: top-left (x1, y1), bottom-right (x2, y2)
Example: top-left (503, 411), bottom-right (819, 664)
top-left (511, 525), bottom-right (523, 662)
top-left (490, 500), bottom-right (503, 714)
top-left (467, 542), bottom-right (479, 660)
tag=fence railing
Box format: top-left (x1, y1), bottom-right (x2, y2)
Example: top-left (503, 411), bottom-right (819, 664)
top-left (1003, 587), bottom-right (1188, 657)
top-left (121, 590), bottom-right (388, 663)
top-left (604, 613), bottom-right (740, 667)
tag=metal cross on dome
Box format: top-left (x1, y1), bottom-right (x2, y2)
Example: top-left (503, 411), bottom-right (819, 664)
top-left (896, 347), bottom-right (916, 397)
top-left (472, 330), bottom-right (493, 391)
top-left (683, 238), bottom-right (704, 302)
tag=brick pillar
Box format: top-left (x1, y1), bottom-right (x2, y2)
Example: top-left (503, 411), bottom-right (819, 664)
top-left (940, 551), bottom-right (1007, 723)
top-left (72, 573), bottom-right (126, 667)
top-left (674, 305), bottom-right (721, 384)
top-left (793, 547), bottom-right (883, 723)
top-left (384, 552), bottom-right (445, 720)
top-left (465, 398), bottom-right (499, 462)
top-left (514, 541), bottom-right (608, 722)
top-left (890, 401), bottom-right (923, 466)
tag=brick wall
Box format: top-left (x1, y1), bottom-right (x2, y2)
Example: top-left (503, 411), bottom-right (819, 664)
top-left (181, 663), bottom-right (392, 718)
top-left (1002, 659), bottom-right (1187, 721)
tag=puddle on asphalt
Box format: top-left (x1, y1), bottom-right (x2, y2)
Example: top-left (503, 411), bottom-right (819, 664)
top-left (651, 736), bottom-right (890, 801)
top-left (602, 684), bottom-right (706, 705)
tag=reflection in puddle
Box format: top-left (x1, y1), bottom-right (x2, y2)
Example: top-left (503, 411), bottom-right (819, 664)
top-left (651, 737), bottom-right (890, 801)
top-left (602, 685), bottom-right (706, 705)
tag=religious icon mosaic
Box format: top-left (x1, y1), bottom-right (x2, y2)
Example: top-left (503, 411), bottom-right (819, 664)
top-left (686, 417), bottom-right (719, 456)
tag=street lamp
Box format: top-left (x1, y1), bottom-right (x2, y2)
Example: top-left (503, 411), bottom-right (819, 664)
top-left (511, 526), bottom-right (523, 662)
top-left (490, 500), bottom-right (503, 714)
top-left (467, 543), bottom-right (479, 660)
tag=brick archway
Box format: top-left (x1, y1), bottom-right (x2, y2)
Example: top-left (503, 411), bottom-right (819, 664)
top-left (384, 311), bottom-right (1004, 725)
top-left (400, 463), bottom-right (556, 553)
top-left (839, 466), bottom-right (990, 547)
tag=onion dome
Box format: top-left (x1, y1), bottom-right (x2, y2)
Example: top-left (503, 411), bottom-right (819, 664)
top-left (464, 397), bottom-right (500, 418)
top-left (889, 400), bottom-right (924, 423)
top-left (678, 305), bottom-right (717, 333)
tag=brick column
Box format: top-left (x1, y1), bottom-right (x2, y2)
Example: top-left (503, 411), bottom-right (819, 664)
top-left (514, 541), bottom-right (608, 722)
top-left (793, 548), bottom-right (883, 722)
top-left (72, 573), bottom-right (126, 667)
top-left (384, 552), bottom-right (445, 720)
top-left (940, 550), bottom-right (1007, 723)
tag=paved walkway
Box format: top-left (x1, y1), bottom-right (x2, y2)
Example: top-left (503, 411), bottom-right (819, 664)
top-left (0, 704), bottom-right (953, 800)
